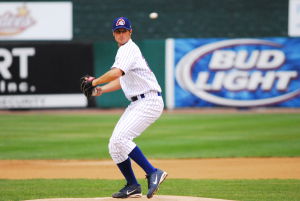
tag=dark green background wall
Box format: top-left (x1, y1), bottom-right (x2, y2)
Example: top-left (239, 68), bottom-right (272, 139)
top-left (35, 0), bottom-right (289, 40)
top-left (94, 40), bottom-right (165, 108)
top-left (73, 0), bottom-right (288, 41)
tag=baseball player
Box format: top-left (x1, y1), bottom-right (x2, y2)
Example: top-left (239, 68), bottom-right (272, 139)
top-left (80, 17), bottom-right (167, 199)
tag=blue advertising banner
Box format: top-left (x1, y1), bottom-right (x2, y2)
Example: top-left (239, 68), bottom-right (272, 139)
top-left (168, 38), bottom-right (300, 108)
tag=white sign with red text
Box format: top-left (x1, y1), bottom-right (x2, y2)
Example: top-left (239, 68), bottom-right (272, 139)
top-left (0, 2), bottom-right (72, 40)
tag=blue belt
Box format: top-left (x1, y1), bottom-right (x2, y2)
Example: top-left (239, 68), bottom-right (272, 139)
top-left (131, 92), bottom-right (161, 102)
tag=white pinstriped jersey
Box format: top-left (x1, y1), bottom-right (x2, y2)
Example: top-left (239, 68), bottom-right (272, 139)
top-left (111, 39), bottom-right (162, 99)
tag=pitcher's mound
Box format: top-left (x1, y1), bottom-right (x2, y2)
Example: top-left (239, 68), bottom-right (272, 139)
top-left (24, 195), bottom-right (234, 201)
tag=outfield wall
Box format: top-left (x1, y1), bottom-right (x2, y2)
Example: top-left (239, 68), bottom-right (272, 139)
top-left (93, 40), bottom-right (166, 108)
top-left (1, 0), bottom-right (299, 109)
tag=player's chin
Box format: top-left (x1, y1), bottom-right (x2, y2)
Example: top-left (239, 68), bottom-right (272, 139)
top-left (119, 38), bottom-right (129, 45)
top-left (119, 40), bottom-right (126, 45)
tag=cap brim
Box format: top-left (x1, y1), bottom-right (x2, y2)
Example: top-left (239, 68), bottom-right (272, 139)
top-left (112, 26), bottom-right (132, 31)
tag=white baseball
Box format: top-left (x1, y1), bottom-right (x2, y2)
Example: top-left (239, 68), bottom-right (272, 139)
top-left (149, 12), bottom-right (158, 19)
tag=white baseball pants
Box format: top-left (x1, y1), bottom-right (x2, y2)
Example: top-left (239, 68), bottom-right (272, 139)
top-left (108, 91), bottom-right (164, 164)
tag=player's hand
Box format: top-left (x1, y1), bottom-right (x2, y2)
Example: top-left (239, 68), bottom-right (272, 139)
top-left (80, 74), bottom-right (96, 98)
top-left (92, 86), bottom-right (103, 96)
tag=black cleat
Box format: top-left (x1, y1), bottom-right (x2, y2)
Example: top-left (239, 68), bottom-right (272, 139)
top-left (112, 183), bottom-right (142, 198)
top-left (146, 169), bottom-right (168, 199)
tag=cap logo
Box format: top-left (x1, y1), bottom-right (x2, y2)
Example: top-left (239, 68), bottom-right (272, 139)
top-left (116, 19), bottom-right (125, 26)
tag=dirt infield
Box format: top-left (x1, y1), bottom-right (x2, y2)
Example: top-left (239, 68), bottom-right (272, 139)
top-left (1, 157), bottom-right (300, 179)
top-left (12, 158), bottom-right (299, 201)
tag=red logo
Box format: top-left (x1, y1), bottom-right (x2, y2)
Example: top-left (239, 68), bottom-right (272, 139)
top-left (116, 19), bottom-right (125, 26)
top-left (0, 5), bottom-right (36, 36)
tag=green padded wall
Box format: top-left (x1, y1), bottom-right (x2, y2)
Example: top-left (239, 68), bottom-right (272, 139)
top-left (73, 0), bottom-right (288, 41)
top-left (26, 0), bottom-right (289, 40)
top-left (94, 40), bottom-right (165, 108)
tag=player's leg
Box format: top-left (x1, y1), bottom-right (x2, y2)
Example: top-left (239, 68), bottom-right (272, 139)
top-left (109, 106), bottom-right (142, 198)
top-left (111, 158), bottom-right (142, 198)
top-left (128, 145), bottom-right (168, 198)
top-left (132, 95), bottom-right (168, 198)
top-left (109, 98), bottom-right (163, 164)
top-left (129, 146), bottom-right (156, 175)
top-left (109, 94), bottom-right (167, 198)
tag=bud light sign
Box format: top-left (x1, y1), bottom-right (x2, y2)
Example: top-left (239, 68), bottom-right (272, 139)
top-left (171, 38), bottom-right (300, 107)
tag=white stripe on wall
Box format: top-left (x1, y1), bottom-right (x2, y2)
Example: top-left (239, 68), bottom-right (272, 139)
top-left (0, 94), bottom-right (87, 109)
top-left (165, 38), bottom-right (175, 110)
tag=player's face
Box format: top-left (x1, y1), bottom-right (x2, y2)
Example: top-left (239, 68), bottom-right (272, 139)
top-left (113, 28), bottom-right (132, 46)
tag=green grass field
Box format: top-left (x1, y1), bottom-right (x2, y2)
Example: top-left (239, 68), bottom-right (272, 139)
top-left (0, 112), bottom-right (300, 201)
top-left (1, 113), bottom-right (300, 159)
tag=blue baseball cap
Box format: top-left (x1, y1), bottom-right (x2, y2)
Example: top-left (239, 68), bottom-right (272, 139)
top-left (112, 17), bottom-right (132, 31)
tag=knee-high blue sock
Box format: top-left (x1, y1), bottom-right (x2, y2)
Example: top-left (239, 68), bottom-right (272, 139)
top-left (117, 158), bottom-right (138, 185)
top-left (129, 146), bottom-right (156, 175)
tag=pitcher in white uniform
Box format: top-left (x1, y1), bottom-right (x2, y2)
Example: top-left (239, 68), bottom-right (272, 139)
top-left (91, 16), bottom-right (168, 199)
